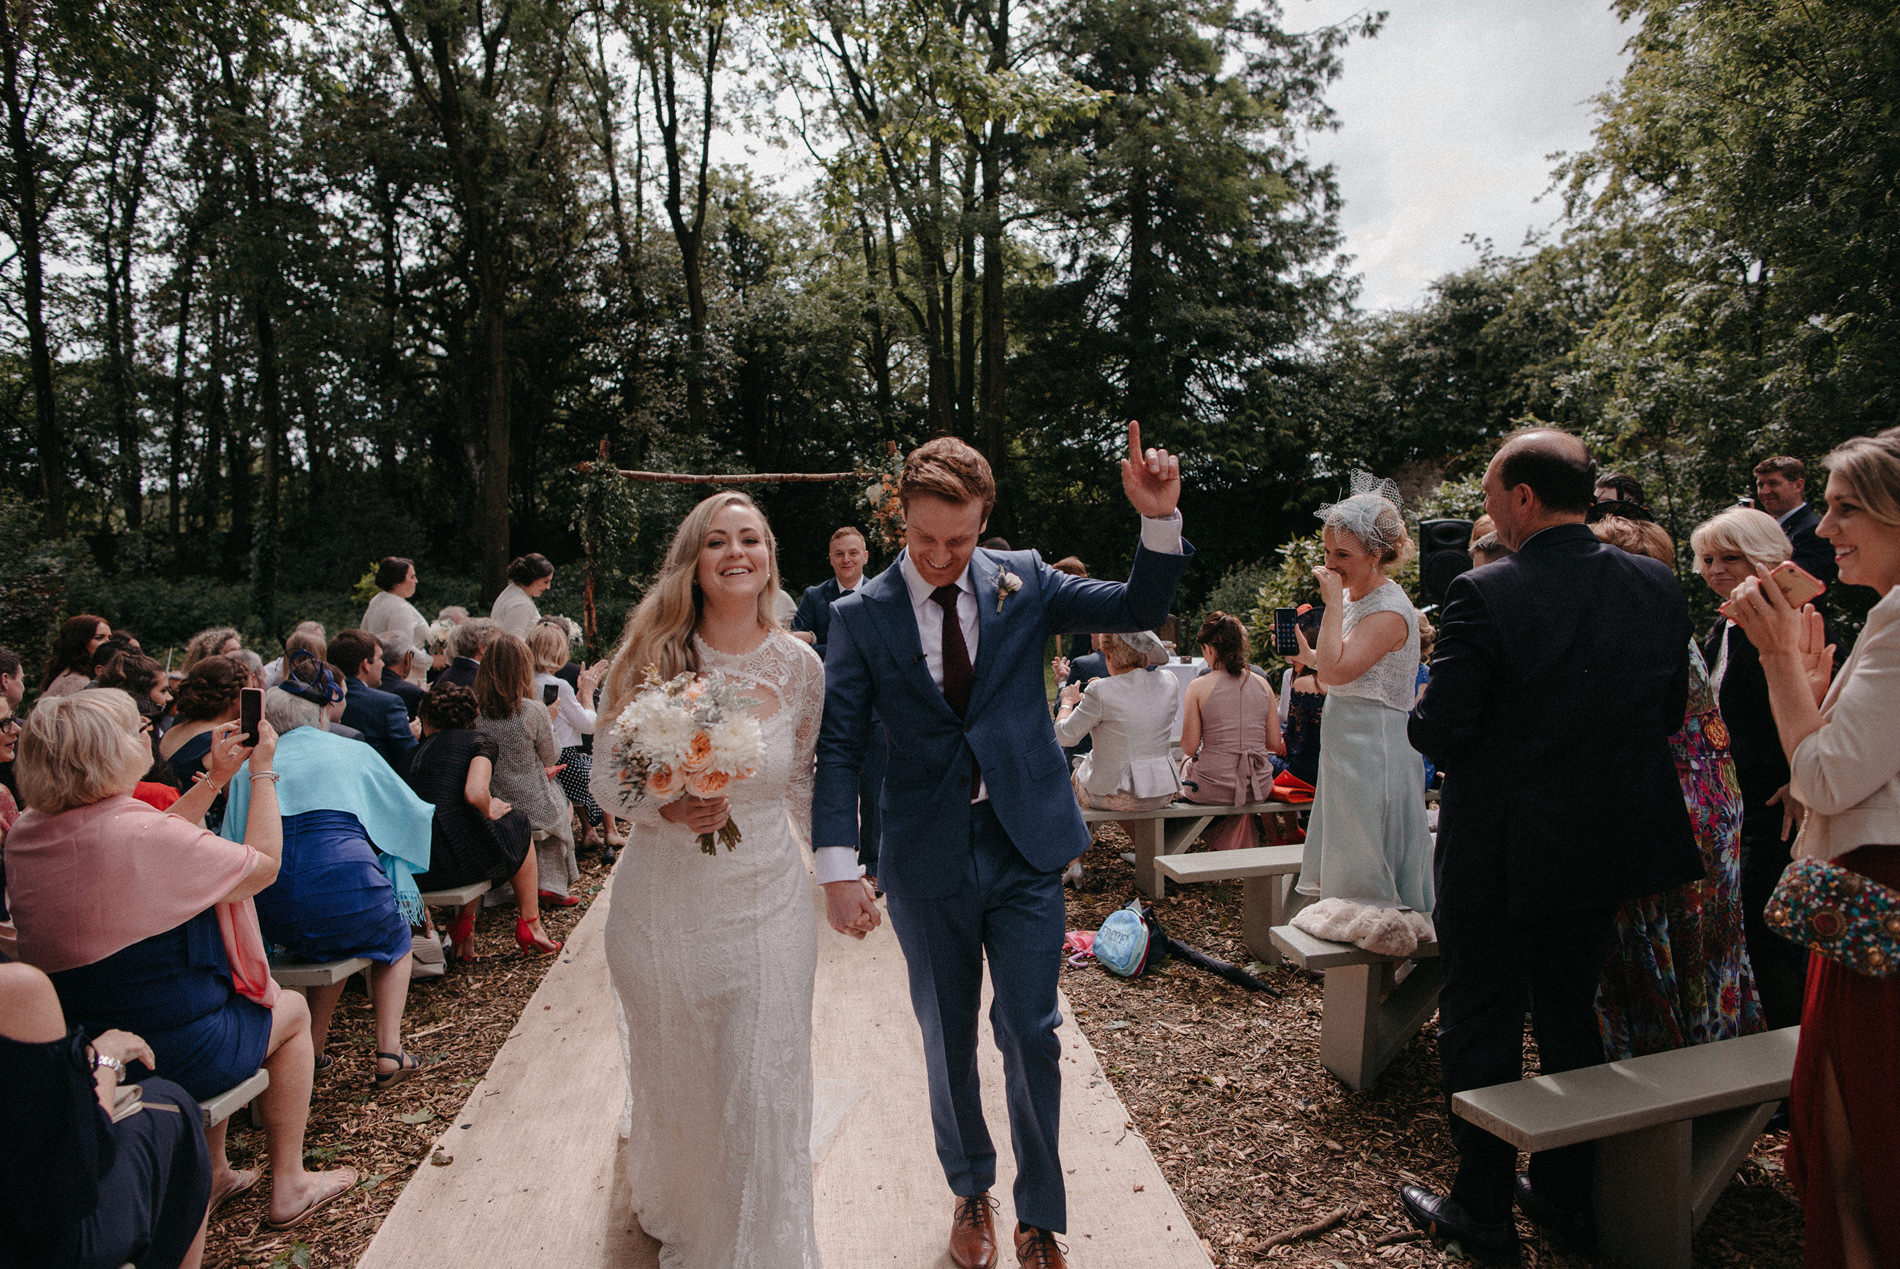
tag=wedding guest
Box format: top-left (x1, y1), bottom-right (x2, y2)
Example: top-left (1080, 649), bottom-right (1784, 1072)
top-left (1468, 532), bottom-right (1511, 567)
top-left (331, 630), bottom-right (417, 771)
top-left (1727, 426), bottom-right (1900, 1268)
top-left (229, 649), bottom-right (266, 691)
top-left (1277, 606), bottom-right (1325, 791)
top-left (362, 556), bottom-right (432, 658)
top-left (438, 606), bottom-right (470, 625)
top-left (0, 962), bottom-right (211, 1269)
top-left (6, 690), bottom-right (356, 1229)
top-left (262, 623), bottom-right (325, 689)
top-left (0, 694), bottom-right (19, 919)
top-left (1694, 505), bottom-right (1810, 1028)
top-left (525, 622), bottom-right (607, 845)
top-left (225, 655), bottom-right (430, 1086)
top-left (1295, 478), bottom-right (1433, 915)
top-left (1052, 634), bottom-right (1108, 763)
top-left (96, 651), bottom-right (172, 718)
top-left (158, 656), bottom-right (248, 832)
top-left (1054, 629), bottom-right (1181, 813)
top-left (378, 632), bottom-right (426, 720)
top-left (1590, 515), bottom-right (1763, 1058)
top-left (1180, 612), bottom-right (1283, 851)
top-left (39, 615), bottom-right (111, 698)
top-left (0, 647), bottom-right (25, 710)
top-left (438, 618), bottom-right (497, 690)
top-left (790, 526), bottom-right (868, 658)
top-left (474, 634), bottom-right (576, 918)
top-left (180, 627), bottom-right (242, 672)
top-left (1755, 454), bottom-right (1837, 585)
top-left (1050, 557), bottom-right (1093, 661)
top-left (491, 554), bottom-right (554, 639)
top-left (403, 683), bottom-right (550, 961)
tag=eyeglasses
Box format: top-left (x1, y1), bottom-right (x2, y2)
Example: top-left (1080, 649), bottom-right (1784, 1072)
top-left (0, 716), bottom-right (20, 734)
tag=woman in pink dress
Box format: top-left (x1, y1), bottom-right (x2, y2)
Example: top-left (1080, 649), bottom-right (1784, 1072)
top-left (1179, 612), bottom-right (1283, 850)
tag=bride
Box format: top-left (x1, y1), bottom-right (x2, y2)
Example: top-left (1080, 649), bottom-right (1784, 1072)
top-left (590, 491), bottom-right (873, 1267)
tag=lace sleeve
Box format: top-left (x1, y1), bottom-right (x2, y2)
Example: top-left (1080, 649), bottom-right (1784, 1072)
top-left (586, 702), bottom-right (669, 830)
top-left (786, 637), bottom-right (824, 845)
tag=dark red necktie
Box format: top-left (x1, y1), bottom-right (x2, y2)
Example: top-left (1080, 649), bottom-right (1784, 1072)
top-left (930, 584), bottom-right (974, 717)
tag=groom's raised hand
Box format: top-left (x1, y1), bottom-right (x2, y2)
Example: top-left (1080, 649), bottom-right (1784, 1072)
top-left (1120, 419), bottom-right (1181, 520)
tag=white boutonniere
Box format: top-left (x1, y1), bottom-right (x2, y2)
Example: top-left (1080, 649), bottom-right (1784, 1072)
top-left (996, 570), bottom-right (1022, 613)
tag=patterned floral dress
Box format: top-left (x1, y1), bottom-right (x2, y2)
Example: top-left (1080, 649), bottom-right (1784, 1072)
top-left (1595, 641), bottom-right (1765, 1058)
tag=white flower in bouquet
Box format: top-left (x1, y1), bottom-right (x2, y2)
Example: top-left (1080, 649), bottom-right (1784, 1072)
top-left (608, 667), bottom-right (762, 854)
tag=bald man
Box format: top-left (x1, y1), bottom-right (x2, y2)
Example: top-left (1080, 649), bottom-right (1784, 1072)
top-left (1402, 429), bottom-right (1702, 1258)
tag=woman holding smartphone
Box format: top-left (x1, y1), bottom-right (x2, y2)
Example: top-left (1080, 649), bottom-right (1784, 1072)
top-left (474, 634), bottom-right (576, 924)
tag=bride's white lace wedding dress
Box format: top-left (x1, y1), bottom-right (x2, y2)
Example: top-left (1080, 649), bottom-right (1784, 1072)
top-left (590, 630), bottom-right (825, 1268)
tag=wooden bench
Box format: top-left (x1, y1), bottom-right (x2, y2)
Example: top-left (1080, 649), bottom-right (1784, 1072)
top-left (1082, 800), bottom-right (1304, 898)
top-left (1268, 923), bottom-right (1442, 1090)
top-left (419, 879), bottom-right (492, 908)
top-left (270, 955), bottom-right (373, 990)
top-left (1452, 1026), bottom-right (1798, 1269)
top-left (198, 1068), bottom-right (270, 1130)
top-left (1153, 845), bottom-right (1306, 963)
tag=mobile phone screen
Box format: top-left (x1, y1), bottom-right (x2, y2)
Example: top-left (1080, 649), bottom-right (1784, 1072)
top-left (239, 688), bottom-right (262, 746)
top-left (542, 683), bottom-right (560, 706)
top-left (1273, 608), bottom-right (1299, 657)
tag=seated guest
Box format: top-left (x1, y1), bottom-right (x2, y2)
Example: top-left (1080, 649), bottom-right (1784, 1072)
top-left (1589, 515), bottom-right (1763, 1057)
top-left (491, 554), bottom-right (554, 639)
top-left (180, 627), bottom-right (243, 672)
top-left (361, 556), bottom-right (432, 662)
top-left (331, 630), bottom-right (417, 771)
top-left (1727, 428), bottom-right (1900, 1266)
top-left (0, 961), bottom-right (211, 1269)
top-left (0, 694), bottom-right (18, 924)
top-left (261, 623), bottom-right (325, 689)
top-left (1052, 634), bottom-right (1109, 762)
top-left (1468, 532), bottom-right (1512, 567)
top-left (525, 622), bottom-right (607, 847)
top-left (1053, 630), bottom-right (1181, 811)
top-left (6, 691), bottom-right (356, 1228)
top-left (475, 634), bottom-right (576, 917)
top-left (89, 632), bottom-right (142, 685)
top-left (224, 654), bottom-right (432, 1086)
top-left (39, 614), bottom-right (111, 699)
top-left (403, 684), bottom-right (555, 960)
top-left (377, 632), bottom-right (426, 720)
top-left (1693, 505), bottom-right (1810, 1028)
top-left (1180, 612), bottom-right (1283, 851)
top-left (158, 656), bottom-right (248, 832)
top-left (229, 649), bottom-right (265, 691)
top-left (438, 617), bottom-right (497, 689)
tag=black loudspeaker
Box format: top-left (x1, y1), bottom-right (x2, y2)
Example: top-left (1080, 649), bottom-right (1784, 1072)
top-left (1418, 518), bottom-right (1475, 609)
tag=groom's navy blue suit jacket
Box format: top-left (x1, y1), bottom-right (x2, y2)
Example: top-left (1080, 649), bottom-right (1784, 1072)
top-left (814, 540), bottom-right (1191, 898)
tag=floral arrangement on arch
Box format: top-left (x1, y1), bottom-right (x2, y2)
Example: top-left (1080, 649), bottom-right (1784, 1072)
top-left (606, 667), bottom-right (763, 854)
top-left (858, 440), bottom-right (906, 553)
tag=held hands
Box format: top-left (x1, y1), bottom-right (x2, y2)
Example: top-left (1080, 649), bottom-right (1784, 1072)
top-left (660, 794), bottom-right (731, 835)
top-left (822, 877), bottom-right (882, 940)
top-left (1119, 420), bottom-right (1181, 520)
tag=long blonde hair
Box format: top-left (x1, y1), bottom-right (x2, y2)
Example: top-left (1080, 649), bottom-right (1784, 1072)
top-left (600, 492), bottom-right (783, 718)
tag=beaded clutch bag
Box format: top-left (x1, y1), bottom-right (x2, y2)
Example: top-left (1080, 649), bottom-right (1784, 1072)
top-left (1765, 856), bottom-right (1900, 978)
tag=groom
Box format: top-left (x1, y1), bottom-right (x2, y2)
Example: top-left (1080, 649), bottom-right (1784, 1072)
top-left (814, 426), bottom-right (1190, 1268)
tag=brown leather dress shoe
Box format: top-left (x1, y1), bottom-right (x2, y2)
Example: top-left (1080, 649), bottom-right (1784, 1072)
top-left (1014, 1226), bottom-right (1069, 1268)
top-left (949, 1193), bottom-right (1000, 1269)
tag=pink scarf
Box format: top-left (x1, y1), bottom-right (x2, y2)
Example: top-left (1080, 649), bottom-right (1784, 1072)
top-left (6, 795), bottom-right (280, 1008)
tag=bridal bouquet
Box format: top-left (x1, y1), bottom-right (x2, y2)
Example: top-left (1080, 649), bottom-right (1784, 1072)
top-left (606, 667), bottom-right (763, 854)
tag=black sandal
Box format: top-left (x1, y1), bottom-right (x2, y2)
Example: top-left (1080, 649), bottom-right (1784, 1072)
top-left (373, 1050), bottom-right (423, 1088)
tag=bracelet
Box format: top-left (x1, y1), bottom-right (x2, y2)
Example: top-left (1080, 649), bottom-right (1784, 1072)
top-left (251, 770), bottom-right (282, 784)
top-left (91, 1051), bottom-right (124, 1077)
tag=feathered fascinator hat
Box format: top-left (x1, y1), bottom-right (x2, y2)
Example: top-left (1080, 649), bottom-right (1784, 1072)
top-left (1315, 471), bottom-right (1405, 556)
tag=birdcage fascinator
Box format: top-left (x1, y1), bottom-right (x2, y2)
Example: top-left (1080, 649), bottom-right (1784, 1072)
top-left (1316, 472), bottom-right (1406, 556)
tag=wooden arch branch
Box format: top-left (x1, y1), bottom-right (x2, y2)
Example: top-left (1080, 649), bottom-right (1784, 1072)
top-left (573, 464), bottom-right (861, 485)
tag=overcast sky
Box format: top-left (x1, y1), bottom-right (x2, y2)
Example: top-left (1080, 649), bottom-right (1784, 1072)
top-left (1282, 0), bottom-right (1633, 313)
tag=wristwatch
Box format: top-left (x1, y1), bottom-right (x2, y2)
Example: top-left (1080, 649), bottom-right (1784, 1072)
top-left (90, 1051), bottom-right (125, 1077)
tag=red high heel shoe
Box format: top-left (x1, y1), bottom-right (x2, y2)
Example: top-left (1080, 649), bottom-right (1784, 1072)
top-left (515, 918), bottom-right (563, 958)
top-left (446, 910), bottom-right (478, 962)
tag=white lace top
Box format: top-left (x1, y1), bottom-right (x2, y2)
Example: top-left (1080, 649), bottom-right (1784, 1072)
top-left (1328, 580), bottom-right (1422, 712)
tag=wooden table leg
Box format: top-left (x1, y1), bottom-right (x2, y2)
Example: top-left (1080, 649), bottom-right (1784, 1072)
top-left (1133, 819), bottom-right (1166, 899)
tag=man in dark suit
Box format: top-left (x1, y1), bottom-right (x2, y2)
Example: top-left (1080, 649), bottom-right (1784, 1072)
top-left (1402, 429), bottom-right (1703, 1259)
top-left (331, 629), bottom-right (418, 771)
top-left (377, 631), bottom-right (426, 721)
top-left (1755, 454), bottom-right (1837, 585)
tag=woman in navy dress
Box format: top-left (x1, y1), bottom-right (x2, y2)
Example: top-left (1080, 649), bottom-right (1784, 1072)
top-left (7, 689), bottom-right (355, 1230)
top-left (157, 655), bottom-right (247, 832)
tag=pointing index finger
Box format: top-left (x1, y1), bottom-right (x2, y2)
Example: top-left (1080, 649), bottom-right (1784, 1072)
top-left (1126, 419), bottom-right (1142, 466)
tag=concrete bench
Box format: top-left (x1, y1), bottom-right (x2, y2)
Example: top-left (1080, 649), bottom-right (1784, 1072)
top-left (1452, 1025), bottom-right (1798, 1269)
top-left (270, 955), bottom-right (373, 990)
top-left (1268, 923), bottom-right (1442, 1090)
top-left (1153, 845), bottom-right (1306, 964)
top-left (198, 1068), bottom-right (270, 1130)
top-left (1082, 800), bottom-right (1304, 898)
top-left (419, 879), bottom-right (492, 908)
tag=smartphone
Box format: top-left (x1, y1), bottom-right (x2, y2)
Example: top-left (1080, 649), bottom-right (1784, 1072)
top-left (1770, 560), bottom-right (1826, 607)
top-left (1273, 608), bottom-right (1299, 658)
top-left (542, 683), bottom-right (560, 706)
top-left (239, 687), bottom-right (262, 746)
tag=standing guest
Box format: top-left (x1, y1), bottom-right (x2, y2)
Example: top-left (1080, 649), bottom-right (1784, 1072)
top-left (1277, 606), bottom-right (1325, 792)
top-left (158, 657), bottom-right (249, 832)
top-left (1294, 477), bottom-right (1433, 915)
top-left (0, 647), bottom-right (25, 710)
top-left (1, 961), bottom-right (214, 1269)
top-left (362, 556), bottom-right (432, 662)
top-left (180, 628), bottom-right (242, 673)
top-left (491, 554), bottom-right (555, 639)
top-left (0, 695), bottom-right (19, 923)
top-left (1591, 471), bottom-right (1654, 521)
top-left (224, 655), bottom-right (431, 1086)
top-left (1693, 505), bottom-right (1811, 1028)
top-left (39, 615), bottom-right (111, 698)
top-left (262, 624), bottom-right (325, 689)
top-left (437, 618), bottom-right (497, 690)
top-left (474, 634), bottom-right (576, 917)
top-left (1467, 532), bottom-right (1511, 568)
top-left (7, 691), bottom-right (357, 1229)
top-left (1756, 454), bottom-right (1838, 585)
top-left (524, 621), bottom-right (608, 849)
top-left (1054, 629), bottom-right (1181, 813)
top-left (228, 649), bottom-right (265, 691)
top-left (402, 683), bottom-right (551, 961)
top-left (1727, 426), bottom-right (1900, 1269)
top-left (377, 632), bottom-right (426, 721)
top-left (1403, 429), bottom-right (1702, 1258)
top-left (97, 652), bottom-right (174, 721)
top-left (1179, 612), bottom-right (1283, 851)
top-left (1589, 515), bottom-right (1763, 1058)
top-left (331, 630), bottom-right (417, 772)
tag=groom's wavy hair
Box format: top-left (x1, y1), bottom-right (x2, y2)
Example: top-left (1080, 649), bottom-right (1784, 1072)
top-left (601, 491), bottom-right (784, 718)
top-left (900, 436), bottom-right (995, 520)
